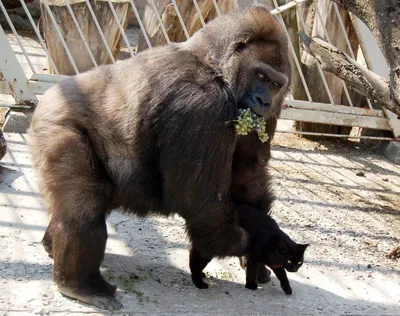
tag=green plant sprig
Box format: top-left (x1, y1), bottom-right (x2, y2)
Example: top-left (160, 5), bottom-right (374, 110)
top-left (234, 108), bottom-right (269, 143)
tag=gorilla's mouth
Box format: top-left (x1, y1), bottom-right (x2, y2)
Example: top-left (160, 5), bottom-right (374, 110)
top-left (238, 104), bottom-right (267, 118)
top-left (238, 98), bottom-right (274, 119)
top-left (242, 104), bottom-right (271, 119)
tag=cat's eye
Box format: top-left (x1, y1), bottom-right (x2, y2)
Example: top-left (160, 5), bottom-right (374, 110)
top-left (287, 260), bottom-right (292, 264)
top-left (298, 261), bottom-right (302, 264)
top-left (257, 72), bottom-right (266, 80)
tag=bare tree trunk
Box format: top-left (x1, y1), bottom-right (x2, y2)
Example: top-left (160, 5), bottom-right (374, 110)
top-left (295, 0), bottom-right (364, 137)
top-left (329, 0), bottom-right (400, 114)
top-left (299, 33), bottom-right (400, 117)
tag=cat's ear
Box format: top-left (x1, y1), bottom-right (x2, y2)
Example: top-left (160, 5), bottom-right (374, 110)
top-left (299, 244), bottom-right (310, 253)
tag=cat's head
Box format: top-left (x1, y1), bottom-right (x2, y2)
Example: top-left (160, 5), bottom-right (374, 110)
top-left (257, 235), bottom-right (309, 272)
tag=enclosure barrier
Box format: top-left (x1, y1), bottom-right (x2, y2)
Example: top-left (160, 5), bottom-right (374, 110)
top-left (0, 0), bottom-right (399, 140)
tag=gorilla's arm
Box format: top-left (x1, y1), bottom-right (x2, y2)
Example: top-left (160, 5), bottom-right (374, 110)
top-left (157, 81), bottom-right (249, 258)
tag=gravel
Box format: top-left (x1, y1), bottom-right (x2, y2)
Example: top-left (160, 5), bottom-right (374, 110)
top-left (0, 132), bottom-right (399, 315)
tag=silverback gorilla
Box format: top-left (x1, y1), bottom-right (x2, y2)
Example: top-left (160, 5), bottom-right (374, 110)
top-left (28, 5), bottom-right (291, 310)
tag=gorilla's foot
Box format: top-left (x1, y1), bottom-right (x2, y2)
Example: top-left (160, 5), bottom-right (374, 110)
top-left (257, 265), bottom-right (271, 284)
top-left (58, 279), bottom-right (122, 311)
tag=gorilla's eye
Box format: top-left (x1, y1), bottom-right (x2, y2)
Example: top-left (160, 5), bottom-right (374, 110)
top-left (287, 260), bottom-right (292, 264)
top-left (257, 72), bottom-right (266, 80)
top-left (298, 261), bottom-right (302, 264)
top-left (271, 81), bottom-right (280, 87)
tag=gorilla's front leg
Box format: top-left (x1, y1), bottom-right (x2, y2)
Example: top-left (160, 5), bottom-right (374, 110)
top-left (189, 246), bottom-right (211, 289)
top-left (239, 255), bottom-right (271, 284)
top-left (187, 211), bottom-right (251, 288)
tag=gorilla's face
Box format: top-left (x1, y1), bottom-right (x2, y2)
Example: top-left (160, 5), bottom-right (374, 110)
top-left (186, 5), bottom-right (291, 119)
top-left (229, 40), bottom-right (291, 119)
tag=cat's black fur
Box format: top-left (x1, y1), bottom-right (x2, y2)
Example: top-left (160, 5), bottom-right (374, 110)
top-left (238, 204), bottom-right (309, 293)
top-left (190, 204), bottom-right (308, 292)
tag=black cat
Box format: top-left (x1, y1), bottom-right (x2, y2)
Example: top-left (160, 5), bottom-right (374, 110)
top-left (189, 204), bottom-right (309, 294)
top-left (237, 204), bottom-right (309, 294)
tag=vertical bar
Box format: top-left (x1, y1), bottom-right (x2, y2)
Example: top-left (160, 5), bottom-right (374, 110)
top-left (192, 0), bottom-right (206, 27)
top-left (128, 0), bottom-right (152, 49)
top-left (84, 0), bottom-right (116, 63)
top-left (170, 0), bottom-right (190, 40)
top-left (212, 0), bottom-right (222, 17)
top-left (0, 24), bottom-right (37, 103)
top-left (0, 1), bottom-right (36, 74)
top-left (333, 3), bottom-right (373, 109)
top-left (19, 0), bottom-right (60, 74)
top-left (41, 0), bottom-right (80, 74)
top-left (65, 0), bottom-right (98, 67)
top-left (313, 0), bottom-right (354, 106)
top-left (271, 0), bottom-right (313, 101)
top-left (149, 0), bottom-right (171, 44)
top-left (107, 0), bottom-right (135, 57)
top-left (296, 1), bottom-right (335, 104)
top-left (232, 0), bottom-right (239, 11)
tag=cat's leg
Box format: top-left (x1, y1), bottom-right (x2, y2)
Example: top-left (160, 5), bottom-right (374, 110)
top-left (272, 267), bottom-right (292, 295)
top-left (239, 256), bottom-right (271, 283)
top-left (189, 246), bottom-right (212, 289)
top-left (245, 257), bottom-right (259, 290)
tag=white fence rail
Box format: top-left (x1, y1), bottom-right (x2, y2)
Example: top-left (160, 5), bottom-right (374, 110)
top-left (0, 0), bottom-right (399, 139)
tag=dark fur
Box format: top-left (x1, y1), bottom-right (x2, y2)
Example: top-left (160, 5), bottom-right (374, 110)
top-left (236, 205), bottom-right (309, 293)
top-left (28, 5), bottom-right (291, 310)
top-left (190, 203), bottom-right (308, 292)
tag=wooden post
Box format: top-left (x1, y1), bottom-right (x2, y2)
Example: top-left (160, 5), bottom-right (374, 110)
top-left (41, 0), bottom-right (130, 75)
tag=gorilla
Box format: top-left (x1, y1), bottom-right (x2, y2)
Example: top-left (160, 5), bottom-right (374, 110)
top-left (28, 5), bottom-right (291, 310)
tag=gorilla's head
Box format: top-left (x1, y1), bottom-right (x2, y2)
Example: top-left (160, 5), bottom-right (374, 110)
top-left (185, 5), bottom-right (291, 119)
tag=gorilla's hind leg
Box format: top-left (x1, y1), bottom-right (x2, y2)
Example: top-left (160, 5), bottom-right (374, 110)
top-left (37, 128), bottom-right (122, 310)
top-left (53, 213), bottom-right (121, 310)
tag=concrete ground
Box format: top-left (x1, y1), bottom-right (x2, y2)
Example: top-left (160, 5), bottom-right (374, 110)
top-left (0, 131), bottom-right (399, 316)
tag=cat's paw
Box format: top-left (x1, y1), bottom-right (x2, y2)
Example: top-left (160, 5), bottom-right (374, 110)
top-left (281, 285), bottom-right (292, 295)
top-left (245, 281), bottom-right (258, 291)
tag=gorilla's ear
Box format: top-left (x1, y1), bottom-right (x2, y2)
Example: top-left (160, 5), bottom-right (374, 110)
top-left (233, 40), bottom-right (249, 53)
top-left (250, 4), bottom-right (273, 13)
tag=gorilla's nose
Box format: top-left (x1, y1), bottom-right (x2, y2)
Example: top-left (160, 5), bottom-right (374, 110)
top-left (252, 93), bottom-right (271, 107)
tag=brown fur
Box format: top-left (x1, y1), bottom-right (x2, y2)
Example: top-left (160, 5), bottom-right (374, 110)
top-left (28, 5), bottom-right (291, 310)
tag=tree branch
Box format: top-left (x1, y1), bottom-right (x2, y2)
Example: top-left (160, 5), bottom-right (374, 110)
top-left (299, 31), bottom-right (400, 117)
top-left (328, 0), bottom-right (400, 112)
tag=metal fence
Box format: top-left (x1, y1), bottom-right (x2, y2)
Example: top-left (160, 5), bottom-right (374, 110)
top-left (0, 0), bottom-right (399, 140)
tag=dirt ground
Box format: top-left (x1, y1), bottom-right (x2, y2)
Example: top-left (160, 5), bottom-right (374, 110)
top-left (0, 131), bottom-right (399, 315)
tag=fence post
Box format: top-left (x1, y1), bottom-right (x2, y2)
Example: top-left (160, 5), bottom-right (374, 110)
top-left (0, 25), bottom-right (37, 105)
